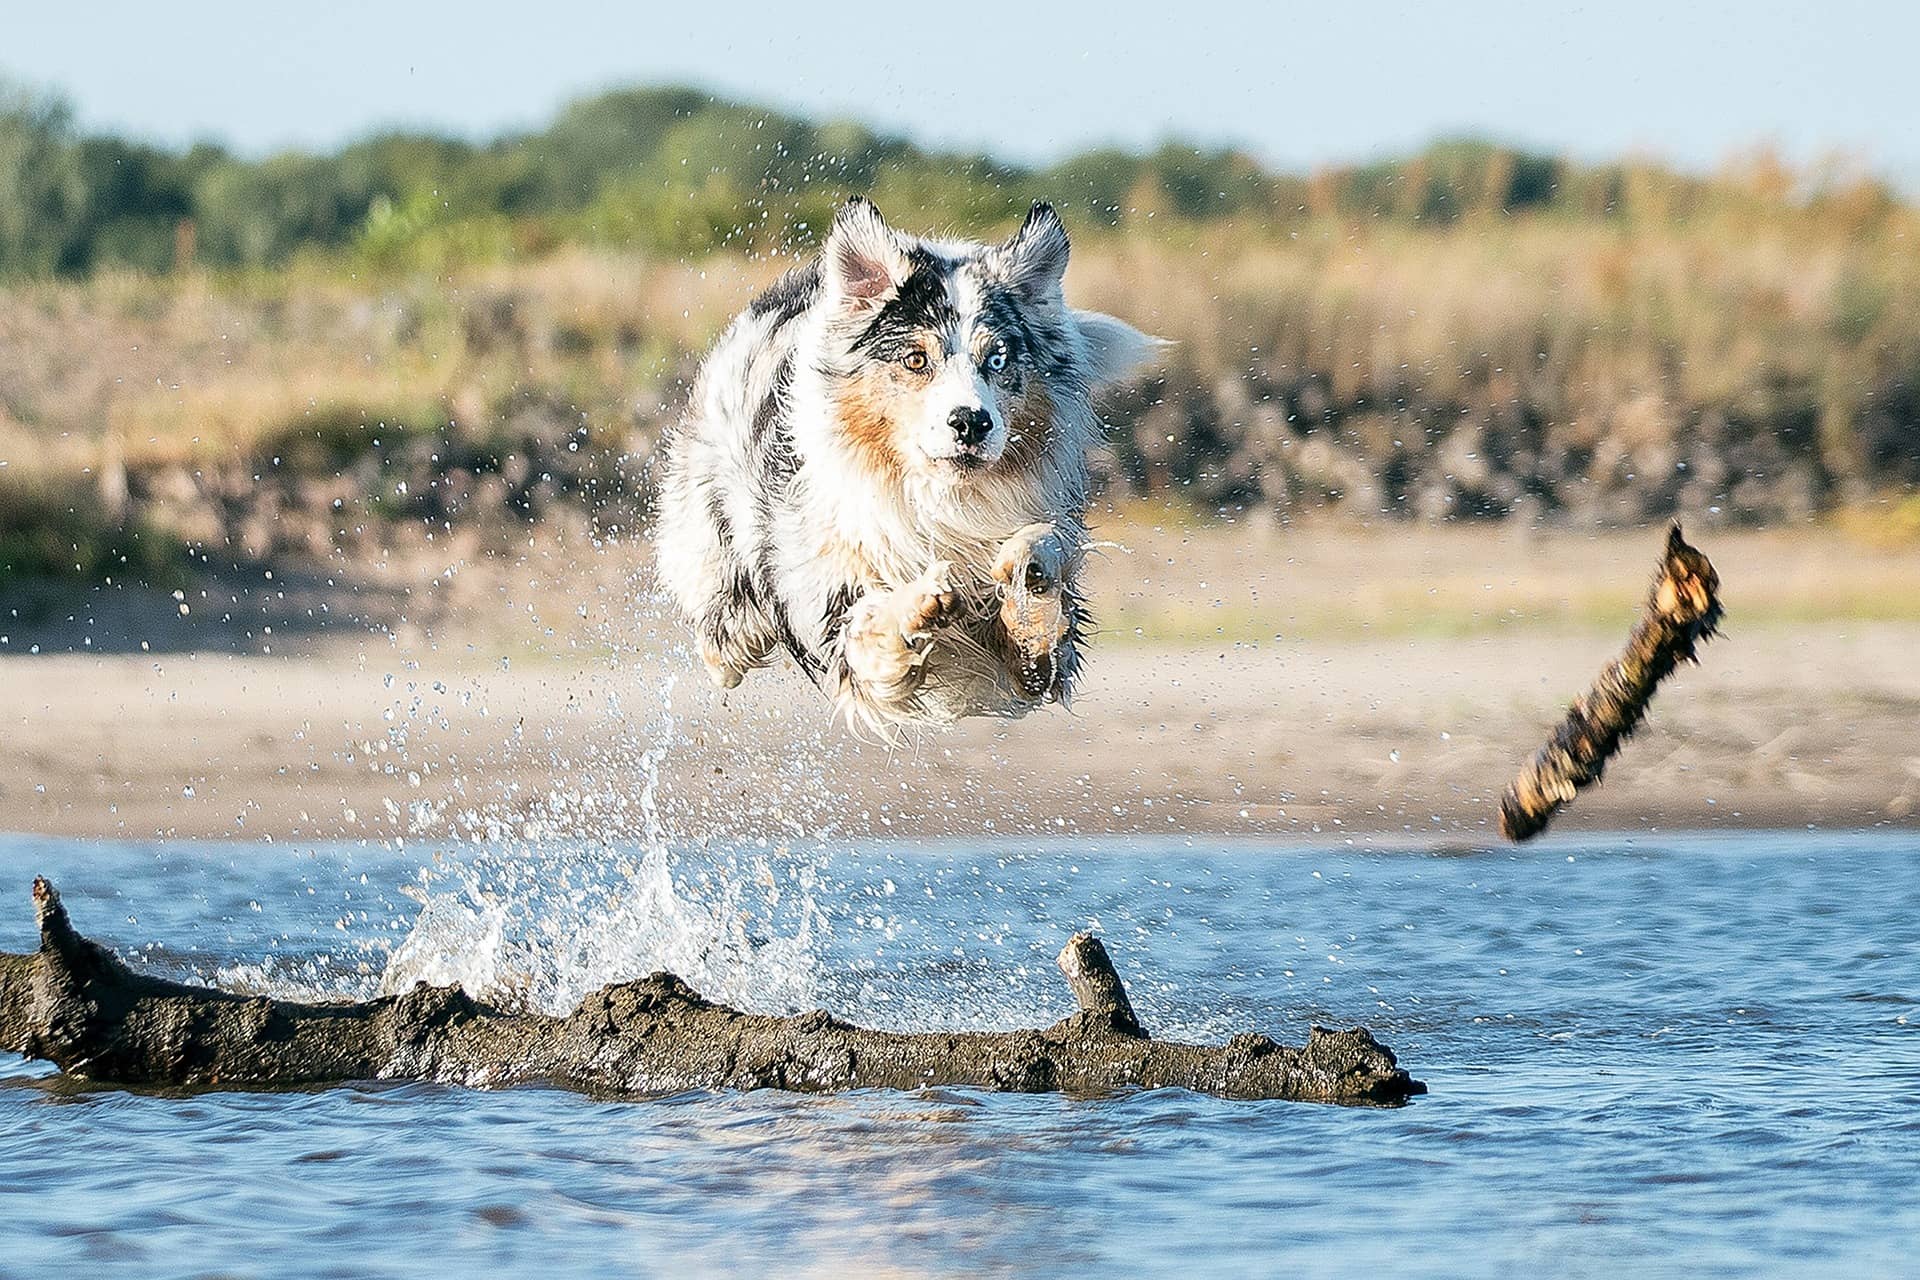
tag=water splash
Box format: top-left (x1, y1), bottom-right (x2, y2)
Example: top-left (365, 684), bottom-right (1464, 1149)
top-left (375, 564), bottom-right (836, 1015)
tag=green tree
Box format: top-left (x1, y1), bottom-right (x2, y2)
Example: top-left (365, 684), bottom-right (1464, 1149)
top-left (0, 80), bottom-right (88, 274)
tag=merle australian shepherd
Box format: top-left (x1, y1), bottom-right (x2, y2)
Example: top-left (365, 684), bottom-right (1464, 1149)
top-left (655, 198), bottom-right (1158, 731)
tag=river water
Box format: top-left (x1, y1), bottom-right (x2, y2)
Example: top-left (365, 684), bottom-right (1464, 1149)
top-left (2, 830), bottom-right (1915, 1277)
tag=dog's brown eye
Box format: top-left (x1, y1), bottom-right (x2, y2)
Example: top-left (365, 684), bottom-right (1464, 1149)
top-left (901, 351), bottom-right (929, 373)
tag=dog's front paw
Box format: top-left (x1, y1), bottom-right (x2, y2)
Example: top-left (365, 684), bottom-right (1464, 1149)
top-left (844, 596), bottom-right (919, 691)
top-left (993, 523), bottom-right (1072, 595)
top-left (993, 526), bottom-right (1074, 697)
top-left (899, 559), bottom-right (960, 648)
top-left (844, 563), bottom-right (957, 695)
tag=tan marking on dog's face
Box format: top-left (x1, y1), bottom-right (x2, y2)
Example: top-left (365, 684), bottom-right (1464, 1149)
top-left (832, 365), bottom-right (909, 484)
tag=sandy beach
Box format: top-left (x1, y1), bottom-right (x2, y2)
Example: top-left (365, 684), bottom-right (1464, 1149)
top-left (3, 521), bottom-right (1917, 843)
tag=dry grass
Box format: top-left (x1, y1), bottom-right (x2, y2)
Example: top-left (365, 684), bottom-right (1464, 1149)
top-left (2, 216), bottom-right (1913, 475)
top-left (0, 249), bottom-right (787, 470)
top-left (0, 216), bottom-right (1915, 591)
top-left (1068, 212), bottom-right (1920, 443)
top-left (1085, 505), bottom-right (1920, 643)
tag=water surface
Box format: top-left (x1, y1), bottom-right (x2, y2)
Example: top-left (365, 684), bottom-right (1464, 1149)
top-left (2, 831), bottom-right (1916, 1277)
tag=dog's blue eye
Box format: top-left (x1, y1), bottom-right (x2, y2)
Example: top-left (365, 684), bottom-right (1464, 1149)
top-left (986, 348), bottom-right (1008, 372)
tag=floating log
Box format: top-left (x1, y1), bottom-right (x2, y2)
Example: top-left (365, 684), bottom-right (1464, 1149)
top-left (0, 878), bottom-right (1421, 1105)
top-left (1499, 523), bottom-right (1724, 841)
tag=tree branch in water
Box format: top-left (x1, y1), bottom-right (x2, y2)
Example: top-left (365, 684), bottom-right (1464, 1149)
top-left (0, 878), bottom-right (1422, 1105)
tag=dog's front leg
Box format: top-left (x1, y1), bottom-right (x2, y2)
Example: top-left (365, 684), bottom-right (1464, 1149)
top-left (840, 560), bottom-right (958, 709)
top-left (993, 522), bottom-right (1081, 700)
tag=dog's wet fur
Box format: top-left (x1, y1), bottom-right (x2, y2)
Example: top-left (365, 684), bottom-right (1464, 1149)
top-left (656, 198), bottom-right (1157, 730)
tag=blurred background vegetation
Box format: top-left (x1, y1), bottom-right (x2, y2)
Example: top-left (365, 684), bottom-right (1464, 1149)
top-left (6, 79), bottom-right (1903, 274)
top-left (2, 76), bottom-right (1917, 587)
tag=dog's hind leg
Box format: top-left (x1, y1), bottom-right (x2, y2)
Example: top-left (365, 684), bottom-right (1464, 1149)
top-left (655, 456), bottom-right (783, 689)
top-left (694, 579), bottom-right (780, 690)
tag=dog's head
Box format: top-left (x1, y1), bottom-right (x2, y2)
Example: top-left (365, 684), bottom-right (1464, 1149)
top-left (817, 198), bottom-right (1159, 482)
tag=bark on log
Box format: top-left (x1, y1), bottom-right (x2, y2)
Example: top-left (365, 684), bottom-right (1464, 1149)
top-left (1499, 523), bottom-right (1723, 841)
top-left (0, 878), bottom-right (1422, 1105)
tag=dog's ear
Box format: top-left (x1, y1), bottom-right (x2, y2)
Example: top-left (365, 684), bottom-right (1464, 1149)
top-left (999, 202), bottom-right (1070, 300)
top-left (1074, 310), bottom-right (1166, 388)
top-left (823, 197), bottom-right (910, 312)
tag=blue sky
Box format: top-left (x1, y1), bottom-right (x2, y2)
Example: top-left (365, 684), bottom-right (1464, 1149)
top-left (5, 1), bottom-right (1914, 178)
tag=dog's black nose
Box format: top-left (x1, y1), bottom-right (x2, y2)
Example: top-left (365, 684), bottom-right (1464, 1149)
top-left (949, 406), bottom-right (993, 448)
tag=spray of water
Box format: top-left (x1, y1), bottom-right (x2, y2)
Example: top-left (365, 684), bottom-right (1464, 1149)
top-left (373, 556), bottom-right (839, 1015)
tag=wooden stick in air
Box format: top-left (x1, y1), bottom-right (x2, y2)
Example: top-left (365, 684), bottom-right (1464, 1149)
top-left (1498, 523), bottom-right (1723, 841)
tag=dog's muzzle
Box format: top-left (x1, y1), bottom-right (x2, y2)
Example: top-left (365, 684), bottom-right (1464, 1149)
top-left (944, 406), bottom-right (998, 468)
top-left (949, 406), bottom-right (994, 449)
